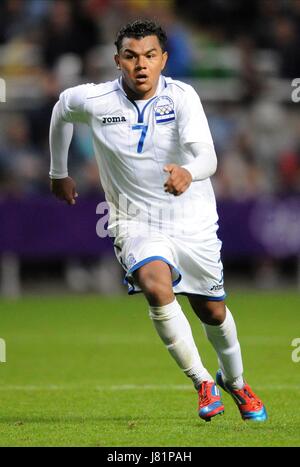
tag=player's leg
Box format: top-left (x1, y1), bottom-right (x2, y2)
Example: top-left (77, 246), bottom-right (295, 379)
top-left (133, 260), bottom-right (224, 421)
top-left (133, 260), bottom-right (212, 386)
top-left (188, 297), bottom-right (244, 386)
top-left (133, 259), bottom-right (174, 307)
top-left (188, 296), bottom-right (267, 421)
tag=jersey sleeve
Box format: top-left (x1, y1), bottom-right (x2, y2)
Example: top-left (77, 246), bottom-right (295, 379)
top-left (59, 84), bottom-right (92, 124)
top-left (177, 85), bottom-right (214, 146)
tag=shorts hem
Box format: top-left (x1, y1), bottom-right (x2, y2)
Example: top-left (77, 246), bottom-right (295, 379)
top-left (127, 290), bottom-right (227, 300)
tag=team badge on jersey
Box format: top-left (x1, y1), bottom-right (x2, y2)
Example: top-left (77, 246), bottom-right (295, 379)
top-left (126, 253), bottom-right (136, 269)
top-left (154, 96), bottom-right (175, 124)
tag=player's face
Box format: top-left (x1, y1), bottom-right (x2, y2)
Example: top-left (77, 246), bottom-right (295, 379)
top-left (115, 35), bottom-right (168, 100)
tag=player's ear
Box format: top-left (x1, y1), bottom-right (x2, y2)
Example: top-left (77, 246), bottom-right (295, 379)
top-left (161, 51), bottom-right (168, 71)
top-left (114, 54), bottom-right (121, 70)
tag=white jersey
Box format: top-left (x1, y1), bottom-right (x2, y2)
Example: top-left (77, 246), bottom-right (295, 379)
top-left (59, 75), bottom-right (218, 239)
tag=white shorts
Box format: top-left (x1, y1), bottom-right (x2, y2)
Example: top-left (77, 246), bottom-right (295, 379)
top-left (113, 224), bottom-right (226, 300)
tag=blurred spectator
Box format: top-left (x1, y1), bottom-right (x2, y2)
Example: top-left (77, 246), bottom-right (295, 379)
top-left (0, 114), bottom-right (46, 195)
top-left (237, 36), bottom-right (263, 103)
top-left (41, 0), bottom-right (100, 70)
top-left (273, 16), bottom-right (300, 79)
top-left (279, 147), bottom-right (300, 194)
top-left (213, 131), bottom-right (268, 200)
top-left (279, 126), bottom-right (300, 195)
top-left (157, 6), bottom-right (194, 78)
top-left (254, 0), bottom-right (281, 48)
top-left (0, 0), bottom-right (28, 44)
top-left (207, 103), bottom-right (240, 156)
top-left (26, 72), bottom-right (61, 149)
top-left (174, 0), bottom-right (258, 41)
top-left (293, 0), bottom-right (300, 29)
top-left (249, 100), bottom-right (293, 193)
top-left (0, 0), bottom-right (299, 201)
top-left (25, 0), bottom-right (52, 21)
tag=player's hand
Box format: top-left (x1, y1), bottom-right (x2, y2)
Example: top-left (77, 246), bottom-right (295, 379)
top-left (50, 177), bottom-right (78, 205)
top-left (163, 164), bottom-right (192, 196)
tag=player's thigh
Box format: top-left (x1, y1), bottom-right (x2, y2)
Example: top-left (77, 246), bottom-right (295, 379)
top-left (133, 259), bottom-right (173, 290)
top-left (133, 260), bottom-right (174, 303)
top-left (188, 295), bottom-right (226, 325)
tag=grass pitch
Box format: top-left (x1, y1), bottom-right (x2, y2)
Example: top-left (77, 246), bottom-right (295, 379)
top-left (0, 291), bottom-right (299, 447)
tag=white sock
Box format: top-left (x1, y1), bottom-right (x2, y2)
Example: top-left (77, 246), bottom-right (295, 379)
top-left (149, 298), bottom-right (213, 390)
top-left (202, 306), bottom-right (244, 390)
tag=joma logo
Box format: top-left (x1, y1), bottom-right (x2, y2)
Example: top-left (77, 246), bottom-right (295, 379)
top-left (102, 116), bottom-right (126, 124)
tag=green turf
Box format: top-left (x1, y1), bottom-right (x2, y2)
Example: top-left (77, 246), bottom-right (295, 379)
top-left (0, 291), bottom-right (299, 446)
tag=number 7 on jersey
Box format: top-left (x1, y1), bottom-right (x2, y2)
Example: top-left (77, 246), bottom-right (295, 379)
top-left (132, 124), bottom-right (148, 153)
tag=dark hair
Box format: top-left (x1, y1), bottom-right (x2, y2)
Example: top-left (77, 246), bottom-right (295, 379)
top-left (115, 20), bottom-right (167, 52)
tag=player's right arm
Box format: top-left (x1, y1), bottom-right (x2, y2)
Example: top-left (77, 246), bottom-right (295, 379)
top-left (49, 84), bottom-right (90, 205)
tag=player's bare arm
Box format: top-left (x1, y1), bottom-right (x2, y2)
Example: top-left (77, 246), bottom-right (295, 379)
top-left (163, 164), bottom-right (192, 196)
top-left (50, 177), bottom-right (78, 206)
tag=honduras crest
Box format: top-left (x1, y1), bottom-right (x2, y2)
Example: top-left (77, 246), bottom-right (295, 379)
top-left (154, 96), bottom-right (175, 124)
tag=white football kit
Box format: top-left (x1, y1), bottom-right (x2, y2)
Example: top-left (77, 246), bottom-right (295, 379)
top-left (50, 75), bottom-right (226, 299)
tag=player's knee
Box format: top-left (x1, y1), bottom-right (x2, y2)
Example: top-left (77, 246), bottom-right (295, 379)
top-left (196, 301), bottom-right (226, 325)
top-left (135, 264), bottom-right (173, 305)
top-left (142, 278), bottom-right (172, 305)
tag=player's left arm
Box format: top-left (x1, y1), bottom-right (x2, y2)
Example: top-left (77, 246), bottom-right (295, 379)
top-left (164, 85), bottom-right (217, 196)
top-left (163, 143), bottom-right (217, 196)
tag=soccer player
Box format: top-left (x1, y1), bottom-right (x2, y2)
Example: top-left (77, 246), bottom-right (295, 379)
top-left (49, 20), bottom-right (267, 422)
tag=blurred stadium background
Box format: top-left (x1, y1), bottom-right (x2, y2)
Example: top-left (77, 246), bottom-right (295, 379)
top-left (1, 0), bottom-right (300, 448)
top-left (0, 0), bottom-right (300, 297)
